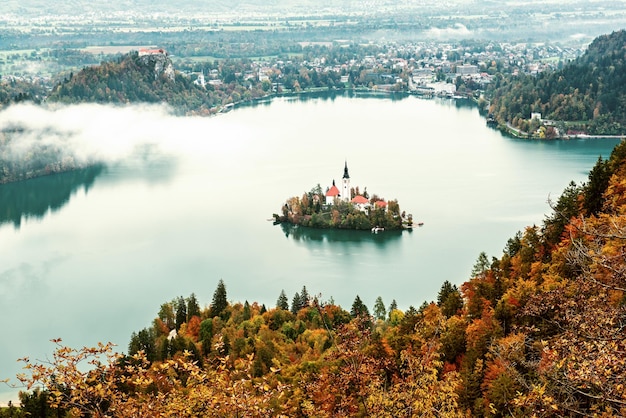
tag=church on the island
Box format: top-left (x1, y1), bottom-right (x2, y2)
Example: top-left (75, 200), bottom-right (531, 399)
top-left (325, 162), bottom-right (382, 210)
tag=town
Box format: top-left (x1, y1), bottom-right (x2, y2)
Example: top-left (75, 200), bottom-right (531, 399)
top-left (1, 0), bottom-right (621, 106)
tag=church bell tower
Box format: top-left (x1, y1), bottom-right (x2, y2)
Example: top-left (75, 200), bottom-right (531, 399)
top-left (342, 161), bottom-right (350, 202)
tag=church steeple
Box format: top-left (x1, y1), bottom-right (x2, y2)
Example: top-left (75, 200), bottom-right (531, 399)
top-left (342, 161), bottom-right (350, 202)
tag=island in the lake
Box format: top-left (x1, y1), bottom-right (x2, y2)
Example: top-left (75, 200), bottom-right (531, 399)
top-left (274, 162), bottom-right (414, 231)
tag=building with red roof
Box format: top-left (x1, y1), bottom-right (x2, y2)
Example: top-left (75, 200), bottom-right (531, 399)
top-left (351, 195), bottom-right (368, 204)
top-left (351, 194), bottom-right (369, 211)
top-left (325, 180), bottom-right (341, 204)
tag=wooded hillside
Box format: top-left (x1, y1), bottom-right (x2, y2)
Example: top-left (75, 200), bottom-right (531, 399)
top-left (46, 51), bottom-right (220, 114)
top-left (9, 139), bottom-right (626, 416)
top-left (489, 30), bottom-right (626, 135)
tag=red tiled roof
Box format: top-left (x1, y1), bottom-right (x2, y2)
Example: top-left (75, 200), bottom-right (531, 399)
top-left (326, 185), bottom-right (340, 197)
top-left (351, 195), bottom-right (369, 204)
top-left (375, 200), bottom-right (387, 207)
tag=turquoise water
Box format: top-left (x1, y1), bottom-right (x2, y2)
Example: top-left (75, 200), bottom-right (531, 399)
top-left (0, 95), bottom-right (621, 403)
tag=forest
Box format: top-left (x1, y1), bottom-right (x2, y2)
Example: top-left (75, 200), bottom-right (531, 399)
top-left (4, 140), bottom-right (626, 416)
top-left (488, 30), bottom-right (626, 136)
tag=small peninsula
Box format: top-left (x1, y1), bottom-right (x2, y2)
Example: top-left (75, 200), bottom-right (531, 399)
top-left (274, 162), bottom-right (413, 231)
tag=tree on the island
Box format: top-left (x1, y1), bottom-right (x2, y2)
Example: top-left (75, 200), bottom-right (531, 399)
top-left (350, 295), bottom-right (370, 318)
top-left (187, 293), bottom-right (201, 321)
top-left (175, 296), bottom-right (187, 330)
top-left (387, 199), bottom-right (400, 217)
top-left (210, 279), bottom-right (228, 319)
top-left (277, 290), bottom-right (289, 310)
top-left (291, 292), bottom-right (302, 315)
top-left (373, 296), bottom-right (386, 321)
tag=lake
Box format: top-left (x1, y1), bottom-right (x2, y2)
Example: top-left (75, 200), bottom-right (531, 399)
top-left (0, 93), bottom-right (621, 403)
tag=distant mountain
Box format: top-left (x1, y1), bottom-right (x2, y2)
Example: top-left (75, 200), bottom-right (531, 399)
top-left (488, 30), bottom-right (626, 135)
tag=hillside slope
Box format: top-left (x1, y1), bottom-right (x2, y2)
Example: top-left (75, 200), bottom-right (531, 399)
top-left (13, 139), bottom-right (626, 416)
top-left (47, 51), bottom-right (215, 114)
top-left (489, 30), bottom-right (626, 135)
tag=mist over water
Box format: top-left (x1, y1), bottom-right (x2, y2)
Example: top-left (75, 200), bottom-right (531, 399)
top-left (0, 95), bottom-right (621, 405)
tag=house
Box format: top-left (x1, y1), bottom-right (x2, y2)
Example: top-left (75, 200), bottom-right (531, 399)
top-left (351, 195), bottom-right (369, 211)
top-left (138, 48), bottom-right (166, 57)
top-left (325, 181), bottom-right (341, 204)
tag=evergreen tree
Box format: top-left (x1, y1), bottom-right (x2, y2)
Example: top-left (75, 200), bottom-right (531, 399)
top-left (350, 295), bottom-right (370, 318)
top-left (210, 279), bottom-right (228, 319)
top-left (544, 181), bottom-right (582, 245)
top-left (437, 281), bottom-right (463, 318)
top-left (158, 302), bottom-right (175, 331)
top-left (260, 304), bottom-right (267, 314)
top-left (388, 299), bottom-right (398, 321)
top-left (199, 319), bottom-right (213, 356)
top-left (300, 285), bottom-right (310, 308)
top-left (277, 290), bottom-right (289, 310)
top-left (373, 296), bottom-right (386, 321)
top-left (291, 292), bottom-right (302, 315)
top-left (128, 327), bottom-right (157, 362)
top-left (175, 296), bottom-right (187, 330)
top-left (583, 156), bottom-right (611, 215)
top-left (437, 281), bottom-right (456, 306)
top-left (187, 293), bottom-right (201, 320)
top-left (470, 252), bottom-right (490, 278)
top-left (243, 300), bottom-right (251, 320)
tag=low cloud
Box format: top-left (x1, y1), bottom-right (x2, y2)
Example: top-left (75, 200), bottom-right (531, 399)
top-left (0, 102), bottom-right (257, 187)
top-left (0, 103), bottom-right (188, 166)
top-left (423, 23), bottom-right (474, 40)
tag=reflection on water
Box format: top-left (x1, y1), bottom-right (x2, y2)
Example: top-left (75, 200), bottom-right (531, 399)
top-left (0, 165), bottom-right (104, 228)
top-left (279, 222), bottom-right (407, 246)
top-left (236, 89), bottom-right (409, 110)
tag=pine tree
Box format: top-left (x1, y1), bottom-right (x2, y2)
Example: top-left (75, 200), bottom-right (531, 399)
top-left (210, 279), bottom-right (228, 319)
top-left (277, 290), bottom-right (289, 310)
top-left (437, 281), bottom-right (463, 318)
top-left (300, 285), bottom-right (310, 308)
top-left (583, 156), bottom-right (611, 215)
top-left (199, 319), bottom-right (213, 356)
top-left (243, 300), bottom-right (251, 320)
top-left (291, 292), bottom-right (302, 315)
top-left (388, 299), bottom-right (398, 321)
top-left (373, 296), bottom-right (386, 321)
top-left (350, 295), bottom-right (370, 318)
top-left (175, 296), bottom-right (186, 330)
top-left (470, 252), bottom-right (490, 278)
top-left (187, 293), bottom-right (201, 320)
